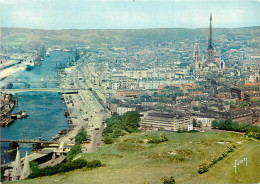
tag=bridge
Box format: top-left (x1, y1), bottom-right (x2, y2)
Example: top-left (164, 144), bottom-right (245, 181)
top-left (0, 88), bottom-right (78, 94)
top-left (0, 139), bottom-right (58, 144)
top-left (11, 81), bottom-right (60, 84)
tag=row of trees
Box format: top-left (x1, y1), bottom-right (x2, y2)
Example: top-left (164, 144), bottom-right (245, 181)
top-left (28, 159), bottom-right (102, 179)
top-left (212, 119), bottom-right (260, 139)
top-left (198, 144), bottom-right (236, 174)
top-left (103, 111), bottom-right (141, 144)
top-left (67, 128), bottom-right (87, 161)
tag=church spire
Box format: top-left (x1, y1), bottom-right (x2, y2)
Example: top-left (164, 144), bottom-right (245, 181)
top-left (20, 151), bottom-right (31, 180)
top-left (208, 12), bottom-right (213, 49)
top-left (11, 147), bottom-right (22, 181)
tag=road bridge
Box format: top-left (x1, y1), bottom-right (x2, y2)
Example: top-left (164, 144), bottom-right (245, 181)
top-left (11, 81), bottom-right (60, 84)
top-left (0, 139), bottom-right (58, 144)
top-left (0, 88), bottom-right (78, 94)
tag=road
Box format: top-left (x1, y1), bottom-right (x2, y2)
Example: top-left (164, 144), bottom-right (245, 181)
top-left (58, 62), bottom-right (110, 153)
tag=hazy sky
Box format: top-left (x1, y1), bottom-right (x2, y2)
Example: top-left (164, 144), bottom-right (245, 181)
top-left (0, 0), bottom-right (259, 29)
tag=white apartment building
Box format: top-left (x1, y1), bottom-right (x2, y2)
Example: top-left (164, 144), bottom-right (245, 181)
top-left (140, 111), bottom-right (193, 132)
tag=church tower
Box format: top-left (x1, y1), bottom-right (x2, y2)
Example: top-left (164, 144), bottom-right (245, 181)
top-left (206, 12), bottom-right (215, 63)
top-left (193, 43), bottom-right (203, 72)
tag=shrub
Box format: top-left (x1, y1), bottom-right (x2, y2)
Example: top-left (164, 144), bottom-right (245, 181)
top-left (148, 134), bottom-right (168, 144)
top-left (29, 161), bottom-right (39, 173)
top-left (112, 128), bottom-right (126, 138)
top-left (211, 157), bottom-right (217, 165)
top-left (104, 136), bottom-right (114, 144)
top-left (227, 145), bottom-right (234, 153)
top-left (246, 126), bottom-right (260, 139)
top-left (160, 176), bottom-right (176, 184)
top-left (72, 158), bottom-right (88, 168)
top-left (222, 151), bottom-right (227, 157)
top-left (148, 137), bottom-right (160, 144)
top-left (198, 163), bottom-right (209, 174)
top-left (87, 160), bottom-right (102, 168)
top-left (160, 134), bottom-right (168, 142)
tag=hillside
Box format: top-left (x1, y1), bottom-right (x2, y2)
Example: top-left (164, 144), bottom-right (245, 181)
top-left (11, 132), bottom-right (260, 184)
top-left (1, 27), bottom-right (259, 49)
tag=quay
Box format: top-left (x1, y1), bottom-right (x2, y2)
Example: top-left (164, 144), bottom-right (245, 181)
top-left (0, 139), bottom-right (58, 144)
top-left (0, 88), bottom-right (78, 94)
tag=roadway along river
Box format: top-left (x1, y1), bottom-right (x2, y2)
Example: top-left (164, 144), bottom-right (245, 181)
top-left (1, 51), bottom-right (74, 163)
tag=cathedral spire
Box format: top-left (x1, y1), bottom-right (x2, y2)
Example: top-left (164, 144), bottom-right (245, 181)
top-left (206, 12), bottom-right (215, 63)
top-left (208, 12), bottom-right (213, 49)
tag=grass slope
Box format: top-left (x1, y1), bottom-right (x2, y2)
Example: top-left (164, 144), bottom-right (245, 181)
top-left (11, 132), bottom-right (260, 184)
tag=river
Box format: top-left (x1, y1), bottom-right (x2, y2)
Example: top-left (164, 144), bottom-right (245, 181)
top-left (0, 51), bottom-right (74, 163)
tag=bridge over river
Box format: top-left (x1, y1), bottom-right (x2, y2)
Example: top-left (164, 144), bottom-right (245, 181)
top-left (0, 88), bottom-right (78, 94)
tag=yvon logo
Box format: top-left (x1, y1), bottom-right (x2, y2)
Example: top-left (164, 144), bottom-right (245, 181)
top-left (234, 158), bottom-right (248, 174)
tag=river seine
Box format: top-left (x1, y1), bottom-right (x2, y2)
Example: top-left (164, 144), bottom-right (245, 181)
top-left (1, 51), bottom-right (74, 163)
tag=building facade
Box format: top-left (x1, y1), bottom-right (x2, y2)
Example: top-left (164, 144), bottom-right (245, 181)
top-left (140, 111), bottom-right (193, 132)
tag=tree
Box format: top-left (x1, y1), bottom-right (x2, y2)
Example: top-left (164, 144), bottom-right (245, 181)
top-left (122, 111), bottom-right (140, 133)
top-left (103, 111), bottom-right (141, 144)
top-left (224, 119), bottom-right (233, 130)
top-left (75, 128), bottom-right (87, 143)
top-left (238, 122), bottom-right (247, 132)
top-left (67, 143), bottom-right (81, 161)
top-left (224, 101), bottom-right (229, 105)
top-left (218, 120), bottom-right (225, 130)
top-left (211, 120), bottom-right (219, 129)
top-left (231, 121), bottom-right (240, 131)
top-left (193, 119), bottom-right (197, 127)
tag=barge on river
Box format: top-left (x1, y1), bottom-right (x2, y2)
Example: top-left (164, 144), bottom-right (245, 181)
top-left (10, 111), bottom-right (28, 119)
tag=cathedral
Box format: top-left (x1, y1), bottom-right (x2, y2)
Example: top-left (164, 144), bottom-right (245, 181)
top-left (192, 13), bottom-right (225, 75)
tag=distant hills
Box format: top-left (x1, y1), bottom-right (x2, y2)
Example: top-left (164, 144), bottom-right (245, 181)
top-left (1, 27), bottom-right (259, 50)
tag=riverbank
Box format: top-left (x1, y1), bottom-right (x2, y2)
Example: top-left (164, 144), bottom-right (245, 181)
top-left (0, 52), bottom-right (44, 82)
top-left (0, 93), bottom-right (17, 127)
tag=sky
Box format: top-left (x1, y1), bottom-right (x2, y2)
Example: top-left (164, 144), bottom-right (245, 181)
top-left (0, 0), bottom-right (259, 30)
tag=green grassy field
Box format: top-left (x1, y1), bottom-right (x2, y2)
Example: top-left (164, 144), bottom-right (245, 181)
top-left (11, 132), bottom-right (260, 184)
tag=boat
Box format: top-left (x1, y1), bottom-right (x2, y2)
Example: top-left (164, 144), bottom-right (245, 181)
top-left (64, 110), bottom-right (69, 117)
top-left (25, 64), bottom-right (34, 71)
top-left (10, 111), bottom-right (28, 119)
top-left (6, 82), bottom-right (13, 89)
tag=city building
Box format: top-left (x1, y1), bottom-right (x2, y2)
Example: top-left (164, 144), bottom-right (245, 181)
top-left (140, 111), bottom-right (193, 132)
